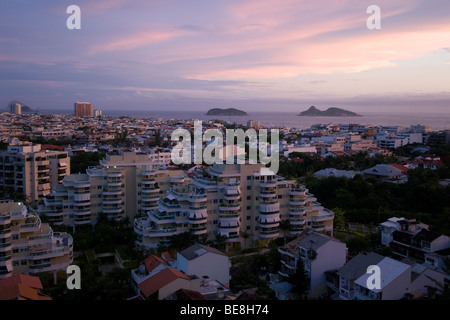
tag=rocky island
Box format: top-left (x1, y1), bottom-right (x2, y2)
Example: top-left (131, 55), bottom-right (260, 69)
top-left (298, 106), bottom-right (361, 117)
top-left (206, 108), bottom-right (248, 116)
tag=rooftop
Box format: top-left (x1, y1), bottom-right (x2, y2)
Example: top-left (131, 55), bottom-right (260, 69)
top-left (354, 257), bottom-right (411, 292)
top-left (179, 244), bottom-right (227, 261)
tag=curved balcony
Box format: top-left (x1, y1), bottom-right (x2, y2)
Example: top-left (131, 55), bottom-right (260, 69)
top-left (158, 199), bottom-right (180, 212)
top-left (224, 193), bottom-right (240, 201)
top-left (290, 188), bottom-right (306, 196)
top-left (259, 191), bottom-right (277, 199)
top-left (289, 207), bottom-right (305, 216)
top-left (141, 180), bottom-right (156, 186)
top-left (107, 172), bottom-right (122, 178)
top-left (74, 218), bottom-right (92, 225)
top-left (289, 199), bottom-right (306, 206)
top-left (219, 203), bottom-right (241, 212)
top-left (0, 242), bottom-right (12, 253)
top-left (190, 225), bottom-right (207, 235)
top-left (142, 187), bottom-right (160, 194)
top-left (73, 193), bottom-right (91, 201)
top-left (103, 207), bottom-right (123, 214)
top-left (103, 190), bottom-right (122, 196)
top-left (0, 228), bottom-right (11, 239)
top-left (259, 202), bottom-right (280, 214)
top-left (188, 209), bottom-right (208, 224)
top-left (289, 217), bottom-right (306, 226)
top-left (149, 211), bottom-right (176, 224)
top-left (102, 199), bottom-right (121, 205)
top-left (260, 181), bottom-right (277, 188)
top-left (259, 212), bottom-right (280, 223)
top-left (0, 215), bottom-right (11, 226)
top-left (259, 228), bottom-right (279, 239)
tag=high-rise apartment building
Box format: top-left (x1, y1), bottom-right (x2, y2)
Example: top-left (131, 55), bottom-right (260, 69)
top-left (74, 102), bottom-right (94, 117)
top-left (0, 201), bottom-right (73, 279)
top-left (39, 151), bottom-right (187, 229)
top-left (134, 162), bottom-right (334, 250)
top-left (0, 143), bottom-right (70, 203)
top-left (9, 103), bottom-right (21, 115)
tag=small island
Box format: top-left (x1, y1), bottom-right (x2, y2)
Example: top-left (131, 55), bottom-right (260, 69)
top-left (298, 106), bottom-right (361, 117)
top-left (206, 108), bottom-right (248, 116)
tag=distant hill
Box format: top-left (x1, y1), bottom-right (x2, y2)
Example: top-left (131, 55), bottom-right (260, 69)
top-left (298, 106), bottom-right (361, 117)
top-left (206, 108), bottom-right (248, 116)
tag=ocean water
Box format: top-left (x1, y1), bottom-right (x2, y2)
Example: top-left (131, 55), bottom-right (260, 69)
top-left (39, 109), bottom-right (450, 131)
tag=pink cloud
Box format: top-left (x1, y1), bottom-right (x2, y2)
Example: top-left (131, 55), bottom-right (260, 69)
top-left (10, 80), bottom-right (79, 88)
top-left (89, 27), bottom-right (190, 55)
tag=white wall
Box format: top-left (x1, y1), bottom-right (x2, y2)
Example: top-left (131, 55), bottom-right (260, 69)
top-left (430, 235), bottom-right (450, 252)
top-left (311, 240), bottom-right (347, 293)
top-left (410, 268), bottom-right (446, 295)
top-left (177, 252), bottom-right (231, 285)
top-left (381, 267), bottom-right (411, 300)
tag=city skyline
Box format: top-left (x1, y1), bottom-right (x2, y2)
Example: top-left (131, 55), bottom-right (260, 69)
top-left (1, 0), bottom-right (450, 113)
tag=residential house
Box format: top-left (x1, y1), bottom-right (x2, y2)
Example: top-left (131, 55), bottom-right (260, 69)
top-left (0, 274), bottom-right (52, 300)
top-left (380, 217), bottom-right (450, 262)
top-left (177, 244), bottom-right (230, 285)
top-left (354, 257), bottom-right (411, 300)
top-left (278, 230), bottom-right (347, 298)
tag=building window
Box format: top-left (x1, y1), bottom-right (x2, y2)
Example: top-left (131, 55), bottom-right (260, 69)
top-left (246, 206), bottom-right (251, 210)
top-left (246, 196), bottom-right (251, 200)
top-left (247, 186), bottom-right (251, 190)
top-left (12, 234), bottom-right (19, 241)
top-left (247, 176), bottom-right (251, 180)
top-left (246, 226), bottom-right (250, 231)
top-left (246, 216), bottom-right (251, 220)
top-left (21, 260), bottom-right (27, 266)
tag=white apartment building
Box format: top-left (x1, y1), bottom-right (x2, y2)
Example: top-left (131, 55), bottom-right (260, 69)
top-left (0, 201), bottom-right (73, 279)
top-left (39, 151), bottom-right (186, 229)
top-left (134, 162), bottom-right (334, 250)
top-left (0, 143), bottom-right (70, 203)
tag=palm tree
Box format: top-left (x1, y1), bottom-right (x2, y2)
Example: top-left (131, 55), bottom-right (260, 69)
top-left (240, 231), bottom-right (250, 249)
top-left (215, 233), bottom-right (227, 251)
top-left (279, 220), bottom-right (291, 245)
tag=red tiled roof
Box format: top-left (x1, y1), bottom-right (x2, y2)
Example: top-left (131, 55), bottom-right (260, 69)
top-left (41, 144), bottom-right (66, 151)
top-left (143, 255), bottom-right (169, 273)
top-left (162, 251), bottom-right (174, 261)
top-left (0, 275), bottom-right (51, 300)
top-left (389, 163), bottom-right (409, 174)
top-left (138, 268), bottom-right (190, 298)
top-left (0, 274), bottom-right (43, 291)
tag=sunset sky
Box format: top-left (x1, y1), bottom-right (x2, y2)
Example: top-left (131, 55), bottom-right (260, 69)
top-left (1, 0), bottom-right (449, 113)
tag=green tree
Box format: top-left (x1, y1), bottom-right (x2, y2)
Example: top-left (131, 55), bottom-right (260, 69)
top-left (333, 207), bottom-right (346, 230)
top-left (288, 260), bottom-right (309, 296)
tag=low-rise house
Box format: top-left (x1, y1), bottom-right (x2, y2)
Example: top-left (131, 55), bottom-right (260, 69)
top-left (380, 217), bottom-right (450, 263)
top-left (177, 244), bottom-right (230, 285)
top-left (278, 229), bottom-right (347, 298)
top-left (314, 168), bottom-right (362, 179)
top-left (137, 267), bottom-right (199, 300)
top-left (354, 257), bottom-right (411, 300)
top-left (362, 164), bottom-right (407, 183)
top-left (0, 274), bottom-right (52, 300)
top-left (333, 252), bottom-right (384, 300)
